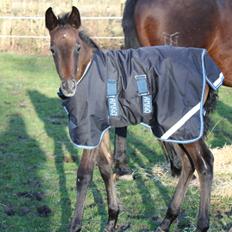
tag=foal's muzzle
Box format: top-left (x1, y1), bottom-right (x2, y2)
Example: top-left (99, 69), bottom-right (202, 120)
top-left (60, 79), bottom-right (77, 97)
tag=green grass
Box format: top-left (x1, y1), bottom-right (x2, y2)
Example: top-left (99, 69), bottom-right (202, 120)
top-left (0, 53), bottom-right (231, 232)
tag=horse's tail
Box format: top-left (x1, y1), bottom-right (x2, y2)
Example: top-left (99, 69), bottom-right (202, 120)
top-left (122, 0), bottom-right (140, 48)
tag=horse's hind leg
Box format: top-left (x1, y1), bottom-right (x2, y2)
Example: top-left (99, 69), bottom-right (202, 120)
top-left (183, 140), bottom-right (214, 232)
top-left (157, 145), bottom-right (195, 231)
top-left (97, 132), bottom-right (119, 231)
top-left (70, 148), bottom-right (98, 232)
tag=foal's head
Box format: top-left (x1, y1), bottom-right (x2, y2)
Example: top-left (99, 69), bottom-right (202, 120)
top-left (45, 6), bottom-right (98, 97)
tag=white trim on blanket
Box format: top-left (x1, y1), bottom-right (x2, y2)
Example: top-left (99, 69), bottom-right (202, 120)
top-left (160, 102), bottom-right (201, 140)
top-left (213, 72), bottom-right (224, 88)
top-left (76, 60), bottom-right (93, 86)
top-left (71, 126), bottom-right (111, 150)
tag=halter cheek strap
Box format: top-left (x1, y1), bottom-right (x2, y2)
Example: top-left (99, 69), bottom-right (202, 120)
top-left (57, 88), bottom-right (70, 99)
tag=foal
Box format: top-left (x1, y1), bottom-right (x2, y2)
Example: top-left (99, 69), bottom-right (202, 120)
top-left (46, 7), bottom-right (215, 232)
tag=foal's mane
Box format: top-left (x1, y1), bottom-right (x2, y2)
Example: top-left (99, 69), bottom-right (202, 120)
top-left (57, 13), bottom-right (100, 50)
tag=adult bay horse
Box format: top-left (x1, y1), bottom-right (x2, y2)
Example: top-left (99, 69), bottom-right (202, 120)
top-left (46, 6), bottom-right (219, 232)
top-left (116, 0), bottom-right (232, 176)
top-left (123, 0), bottom-right (232, 85)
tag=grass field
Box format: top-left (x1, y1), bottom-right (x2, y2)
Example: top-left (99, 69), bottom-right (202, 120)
top-left (0, 53), bottom-right (231, 232)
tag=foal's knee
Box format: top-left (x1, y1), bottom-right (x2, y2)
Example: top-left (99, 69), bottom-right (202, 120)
top-left (76, 173), bottom-right (92, 188)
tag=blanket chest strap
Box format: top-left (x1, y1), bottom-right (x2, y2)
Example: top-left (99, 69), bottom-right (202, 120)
top-left (135, 74), bottom-right (153, 114)
top-left (107, 79), bottom-right (119, 117)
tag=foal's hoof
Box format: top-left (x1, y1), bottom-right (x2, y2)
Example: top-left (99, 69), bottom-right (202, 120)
top-left (115, 166), bottom-right (132, 176)
top-left (114, 165), bottom-right (133, 181)
top-left (70, 224), bottom-right (82, 232)
top-left (155, 226), bottom-right (166, 232)
top-left (104, 222), bottom-right (115, 232)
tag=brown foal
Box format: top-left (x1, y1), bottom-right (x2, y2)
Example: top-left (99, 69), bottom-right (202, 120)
top-left (46, 7), bottom-right (215, 232)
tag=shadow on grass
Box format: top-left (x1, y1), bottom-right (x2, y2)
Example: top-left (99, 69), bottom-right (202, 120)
top-left (109, 128), bottom-right (172, 230)
top-left (0, 114), bottom-right (51, 232)
top-left (128, 131), bottom-right (171, 201)
top-left (127, 131), bottom-right (171, 229)
top-left (28, 90), bottom-right (107, 231)
top-left (28, 90), bottom-right (77, 232)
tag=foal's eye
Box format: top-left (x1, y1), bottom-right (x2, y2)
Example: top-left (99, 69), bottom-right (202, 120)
top-left (75, 44), bottom-right (81, 53)
top-left (50, 48), bottom-right (55, 55)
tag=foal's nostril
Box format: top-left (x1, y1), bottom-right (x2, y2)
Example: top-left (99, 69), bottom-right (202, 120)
top-left (71, 80), bottom-right (76, 90)
top-left (61, 79), bottom-right (77, 94)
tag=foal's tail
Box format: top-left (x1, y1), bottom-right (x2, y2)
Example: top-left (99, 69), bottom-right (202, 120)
top-left (122, 0), bottom-right (140, 48)
top-left (203, 88), bottom-right (218, 134)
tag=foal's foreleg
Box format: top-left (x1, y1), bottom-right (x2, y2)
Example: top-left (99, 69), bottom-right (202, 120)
top-left (70, 148), bottom-right (98, 232)
top-left (114, 127), bottom-right (131, 176)
top-left (183, 140), bottom-right (214, 232)
top-left (157, 145), bottom-right (195, 231)
top-left (97, 133), bottom-right (119, 231)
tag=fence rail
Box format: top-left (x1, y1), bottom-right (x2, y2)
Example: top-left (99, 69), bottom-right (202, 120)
top-left (0, 14), bottom-right (124, 53)
top-left (0, 35), bottom-right (124, 39)
top-left (0, 16), bottom-right (123, 40)
top-left (0, 16), bottom-right (122, 20)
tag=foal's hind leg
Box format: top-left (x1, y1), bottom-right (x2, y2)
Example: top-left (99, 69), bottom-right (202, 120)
top-left (183, 140), bottom-right (214, 232)
top-left (70, 148), bottom-right (98, 232)
top-left (158, 140), bottom-right (213, 232)
top-left (97, 132), bottom-right (119, 231)
top-left (157, 145), bottom-right (195, 231)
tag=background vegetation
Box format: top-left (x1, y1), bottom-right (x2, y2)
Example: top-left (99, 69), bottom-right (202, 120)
top-left (0, 52), bottom-right (231, 232)
top-left (0, 0), bottom-right (125, 54)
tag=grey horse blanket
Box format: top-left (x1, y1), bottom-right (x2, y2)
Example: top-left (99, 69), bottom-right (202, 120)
top-left (59, 46), bottom-right (223, 149)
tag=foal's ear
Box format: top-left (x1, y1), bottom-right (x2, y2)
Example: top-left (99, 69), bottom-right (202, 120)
top-left (68, 6), bottom-right (81, 29)
top-left (45, 7), bottom-right (58, 31)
